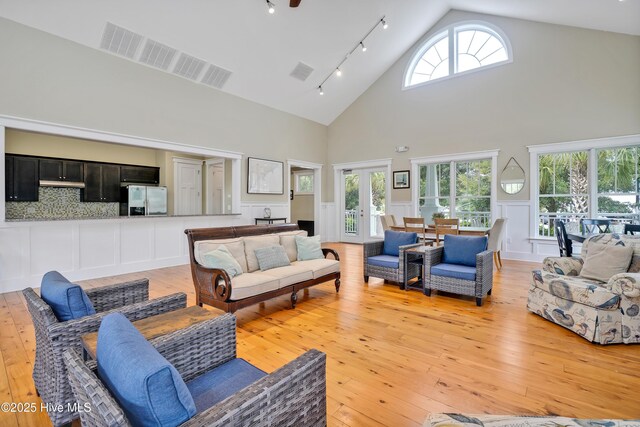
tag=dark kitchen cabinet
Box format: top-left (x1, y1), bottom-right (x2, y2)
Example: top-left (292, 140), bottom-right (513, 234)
top-left (120, 165), bottom-right (160, 184)
top-left (39, 159), bottom-right (84, 182)
top-left (82, 163), bottom-right (120, 202)
top-left (5, 155), bottom-right (39, 202)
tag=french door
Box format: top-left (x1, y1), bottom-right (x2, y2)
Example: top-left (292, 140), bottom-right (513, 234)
top-left (340, 168), bottom-right (387, 243)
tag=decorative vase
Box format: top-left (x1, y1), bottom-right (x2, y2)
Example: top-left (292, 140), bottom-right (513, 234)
top-left (263, 207), bottom-right (271, 218)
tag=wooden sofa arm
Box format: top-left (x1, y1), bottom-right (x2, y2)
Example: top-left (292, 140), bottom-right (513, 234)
top-left (194, 263), bottom-right (234, 302)
top-left (322, 248), bottom-right (340, 261)
top-left (85, 278), bottom-right (150, 312)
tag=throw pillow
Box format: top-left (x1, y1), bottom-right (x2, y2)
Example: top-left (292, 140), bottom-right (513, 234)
top-left (97, 313), bottom-right (196, 426)
top-left (202, 245), bottom-right (243, 278)
top-left (579, 242), bottom-right (633, 282)
top-left (382, 230), bottom-right (418, 257)
top-left (295, 235), bottom-right (324, 261)
top-left (442, 235), bottom-right (488, 267)
top-left (254, 245), bottom-right (291, 271)
top-left (40, 270), bottom-right (96, 322)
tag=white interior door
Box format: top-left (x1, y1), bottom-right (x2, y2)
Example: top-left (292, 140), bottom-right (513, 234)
top-left (340, 168), bottom-right (387, 243)
top-left (206, 161), bottom-right (224, 214)
top-left (174, 159), bottom-right (202, 215)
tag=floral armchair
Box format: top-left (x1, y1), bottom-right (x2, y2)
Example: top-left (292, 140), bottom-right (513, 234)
top-left (527, 234), bottom-right (640, 344)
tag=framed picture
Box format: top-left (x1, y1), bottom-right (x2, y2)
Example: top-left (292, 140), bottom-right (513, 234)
top-left (247, 157), bottom-right (284, 194)
top-left (393, 170), bottom-right (410, 189)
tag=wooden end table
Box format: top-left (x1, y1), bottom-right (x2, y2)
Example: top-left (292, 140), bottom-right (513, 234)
top-left (81, 305), bottom-right (223, 361)
top-left (403, 244), bottom-right (434, 291)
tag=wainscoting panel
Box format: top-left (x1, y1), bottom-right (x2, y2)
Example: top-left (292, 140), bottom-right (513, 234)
top-left (321, 202), bottom-right (336, 242)
top-left (29, 223), bottom-right (75, 275)
top-left (120, 221), bottom-right (153, 265)
top-left (79, 222), bottom-right (118, 270)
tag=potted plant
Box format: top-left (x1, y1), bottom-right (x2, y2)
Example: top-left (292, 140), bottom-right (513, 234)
top-left (432, 212), bottom-right (445, 221)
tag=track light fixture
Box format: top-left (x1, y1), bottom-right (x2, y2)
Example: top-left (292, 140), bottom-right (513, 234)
top-left (316, 15), bottom-right (387, 95)
top-left (266, 0), bottom-right (275, 14)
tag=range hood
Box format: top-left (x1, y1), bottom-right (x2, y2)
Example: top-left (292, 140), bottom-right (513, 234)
top-left (39, 180), bottom-right (86, 189)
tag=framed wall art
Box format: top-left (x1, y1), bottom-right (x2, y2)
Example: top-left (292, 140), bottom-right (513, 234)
top-left (393, 170), bottom-right (410, 189)
top-left (247, 157), bottom-right (284, 194)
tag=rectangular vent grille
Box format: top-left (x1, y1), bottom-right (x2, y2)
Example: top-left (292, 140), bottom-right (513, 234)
top-left (201, 64), bottom-right (232, 89)
top-left (173, 53), bottom-right (207, 80)
top-left (139, 39), bottom-right (177, 70)
top-left (290, 62), bottom-right (314, 81)
top-left (100, 22), bottom-right (142, 59)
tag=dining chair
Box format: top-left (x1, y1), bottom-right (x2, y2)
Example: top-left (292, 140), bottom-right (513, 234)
top-left (434, 218), bottom-right (460, 245)
top-left (554, 219), bottom-right (573, 257)
top-left (581, 218), bottom-right (611, 233)
top-left (486, 218), bottom-right (507, 270)
top-left (380, 214), bottom-right (397, 231)
top-left (403, 216), bottom-right (428, 244)
top-left (624, 223), bottom-right (640, 235)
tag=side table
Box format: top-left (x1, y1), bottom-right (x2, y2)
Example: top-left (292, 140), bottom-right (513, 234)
top-left (403, 243), bottom-right (434, 292)
top-left (255, 217), bottom-right (287, 225)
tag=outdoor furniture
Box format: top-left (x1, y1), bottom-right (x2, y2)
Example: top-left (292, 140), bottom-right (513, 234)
top-left (487, 218), bottom-right (507, 270)
top-left (581, 218), bottom-right (611, 233)
top-left (63, 313), bottom-right (327, 427)
top-left (528, 233), bottom-right (640, 344)
top-left (423, 235), bottom-right (493, 306)
top-left (434, 218), bottom-right (460, 245)
top-left (23, 272), bottom-right (187, 426)
top-left (554, 219), bottom-right (573, 256)
top-left (380, 214), bottom-right (397, 231)
top-left (624, 223), bottom-right (640, 235)
top-left (363, 230), bottom-right (421, 287)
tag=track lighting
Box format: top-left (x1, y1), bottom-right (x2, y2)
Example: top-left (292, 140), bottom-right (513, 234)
top-left (382, 19), bottom-right (388, 29)
top-left (335, 68), bottom-right (342, 77)
top-left (360, 42), bottom-right (367, 52)
top-left (318, 86), bottom-right (324, 95)
top-left (266, 0), bottom-right (275, 14)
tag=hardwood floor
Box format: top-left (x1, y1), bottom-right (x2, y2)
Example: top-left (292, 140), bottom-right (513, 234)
top-left (1, 243), bottom-right (639, 426)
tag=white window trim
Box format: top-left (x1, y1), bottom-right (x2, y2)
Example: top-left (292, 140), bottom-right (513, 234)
top-left (528, 133), bottom-right (640, 239)
top-left (293, 170), bottom-right (314, 195)
top-left (410, 149), bottom-right (499, 227)
top-left (403, 20), bottom-right (513, 90)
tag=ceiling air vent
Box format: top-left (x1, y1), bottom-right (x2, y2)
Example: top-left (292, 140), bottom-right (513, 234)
top-left (173, 53), bottom-right (207, 81)
top-left (100, 22), bottom-right (142, 59)
top-left (289, 62), bottom-right (314, 81)
top-left (201, 64), bottom-right (232, 89)
top-left (139, 39), bottom-right (177, 71)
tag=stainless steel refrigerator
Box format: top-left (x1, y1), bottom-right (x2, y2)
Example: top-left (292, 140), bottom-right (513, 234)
top-left (121, 185), bottom-right (167, 216)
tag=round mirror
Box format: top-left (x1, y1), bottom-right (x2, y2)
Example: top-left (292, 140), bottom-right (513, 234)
top-left (500, 157), bottom-right (525, 194)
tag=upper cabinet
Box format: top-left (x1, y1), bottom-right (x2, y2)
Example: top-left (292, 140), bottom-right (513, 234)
top-left (5, 155), bottom-right (39, 202)
top-left (40, 159), bottom-right (84, 182)
top-left (83, 163), bottom-right (121, 202)
top-left (120, 165), bottom-right (160, 185)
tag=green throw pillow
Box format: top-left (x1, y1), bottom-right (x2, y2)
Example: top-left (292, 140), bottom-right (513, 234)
top-left (254, 245), bottom-right (291, 271)
top-left (202, 245), bottom-right (243, 278)
top-left (295, 235), bottom-right (324, 261)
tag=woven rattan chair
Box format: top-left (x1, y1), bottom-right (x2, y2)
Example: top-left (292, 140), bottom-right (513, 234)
top-left (62, 313), bottom-right (327, 427)
top-left (363, 231), bottom-right (421, 287)
top-left (23, 278), bottom-right (187, 426)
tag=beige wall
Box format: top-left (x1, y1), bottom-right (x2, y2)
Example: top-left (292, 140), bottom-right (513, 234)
top-left (0, 17), bottom-right (327, 205)
top-left (290, 172), bottom-right (314, 223)
top-left (327, 11), bottom-right (640, 202)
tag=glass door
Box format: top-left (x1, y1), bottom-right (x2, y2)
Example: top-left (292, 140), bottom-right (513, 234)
top-left (340, 168), bottom-right (387, 243)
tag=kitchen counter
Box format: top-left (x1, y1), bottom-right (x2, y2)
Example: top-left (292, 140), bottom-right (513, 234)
top-left (4, 213), bottom-right (242, 222)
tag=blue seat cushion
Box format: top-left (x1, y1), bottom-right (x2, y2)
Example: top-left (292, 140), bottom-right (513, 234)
top-left (442, 235), bottom-right (488, 267)
top-left (431, 263), bottom-right (477, 281)
top-left (367, 255), bottom-right (399, 269)
top-left (186, 358), bottom-right (266, 413)
top-left (40, 270), bottom-right (96, 322)
top-left (97, 313), bottom-right (196, 426)
top-left (382, 230), bottom-right (417, 256)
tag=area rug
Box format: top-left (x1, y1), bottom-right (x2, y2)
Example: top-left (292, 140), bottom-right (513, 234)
top-left (425, 413), bottom-right (640, 427)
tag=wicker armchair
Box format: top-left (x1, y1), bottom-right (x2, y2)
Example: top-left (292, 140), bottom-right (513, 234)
top-left (62, 313), bottom-right (327, 427)
top-left (363, 240), bottom-right (421, 287)
top-left (23, 278), bottom-right (187, 426)
top-left (423, 242), bottom-right (493, 306)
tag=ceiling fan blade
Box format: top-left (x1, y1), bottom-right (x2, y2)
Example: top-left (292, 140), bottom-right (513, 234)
top-left (290, 0), bottom-right (301, 7)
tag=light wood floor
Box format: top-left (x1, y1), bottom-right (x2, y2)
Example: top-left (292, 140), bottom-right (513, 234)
top-left (1, 243), bottom-right (639, 426)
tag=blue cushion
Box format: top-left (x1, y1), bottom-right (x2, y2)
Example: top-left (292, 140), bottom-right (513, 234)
top-left (431, 263), bottom-right (477, 281)
top-left (295, 235), bottom-right (324, 261)
top-left (97, 313), bottom-right (196, 427)
top-left (186, 358), bottom-right (266, 413)
top-left (442, 235), bottom-right (488, 267)
top-left (382, 230), bottom-right (418, 256)
top-left (367, 255), bottom-right (399, 269)
top-left (255, 245), bottom-right (291, 271)
top-left (40, 270), bottom-right (96, 322)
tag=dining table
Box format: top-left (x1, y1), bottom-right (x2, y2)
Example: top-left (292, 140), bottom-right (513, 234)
top-left (566, 231), bottom-right (599, 243)
top-left (389, 225), bottom-right (489, 236)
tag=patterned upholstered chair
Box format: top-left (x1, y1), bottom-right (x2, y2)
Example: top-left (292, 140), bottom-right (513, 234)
top-left (423, 235), bottom-right (493, 306)
top-left (62, 313), bottom-right (326, 427)
top-left (363, 230), bottom-right (420, 287)
top-left (23, 272), bottom-right (187, 426)
top-left (528, 233), bottom-right (640, 344)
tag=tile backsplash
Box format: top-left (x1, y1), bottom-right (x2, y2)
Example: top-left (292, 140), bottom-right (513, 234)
top-left (6, 187), bottom-right (119, 220)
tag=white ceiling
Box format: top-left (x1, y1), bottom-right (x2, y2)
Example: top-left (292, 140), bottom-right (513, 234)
top-left (1, 0), bottom-right (638, 125)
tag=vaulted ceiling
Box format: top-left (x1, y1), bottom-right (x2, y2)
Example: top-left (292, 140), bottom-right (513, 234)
top-left (1, 0), bottom-right (638, 125)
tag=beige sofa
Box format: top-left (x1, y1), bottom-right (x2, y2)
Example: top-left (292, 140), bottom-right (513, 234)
top-left (185, 224), bottom-right (340, 312)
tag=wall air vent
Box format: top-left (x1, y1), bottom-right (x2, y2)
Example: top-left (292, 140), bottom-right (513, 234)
top-left (201, 64), bottom-right (232, 89)
top-left (173, 53), bottom-right (207, 81)
top-left (290, 62), bottom-right (314, 81)
top-left (100, 22), bottom-right (142, 59)
top-left (139, 39), bottom-right (177, 70)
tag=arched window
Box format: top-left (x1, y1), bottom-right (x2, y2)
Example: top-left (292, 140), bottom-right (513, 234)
top-left (404, 22), bottom-right (511, 88)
